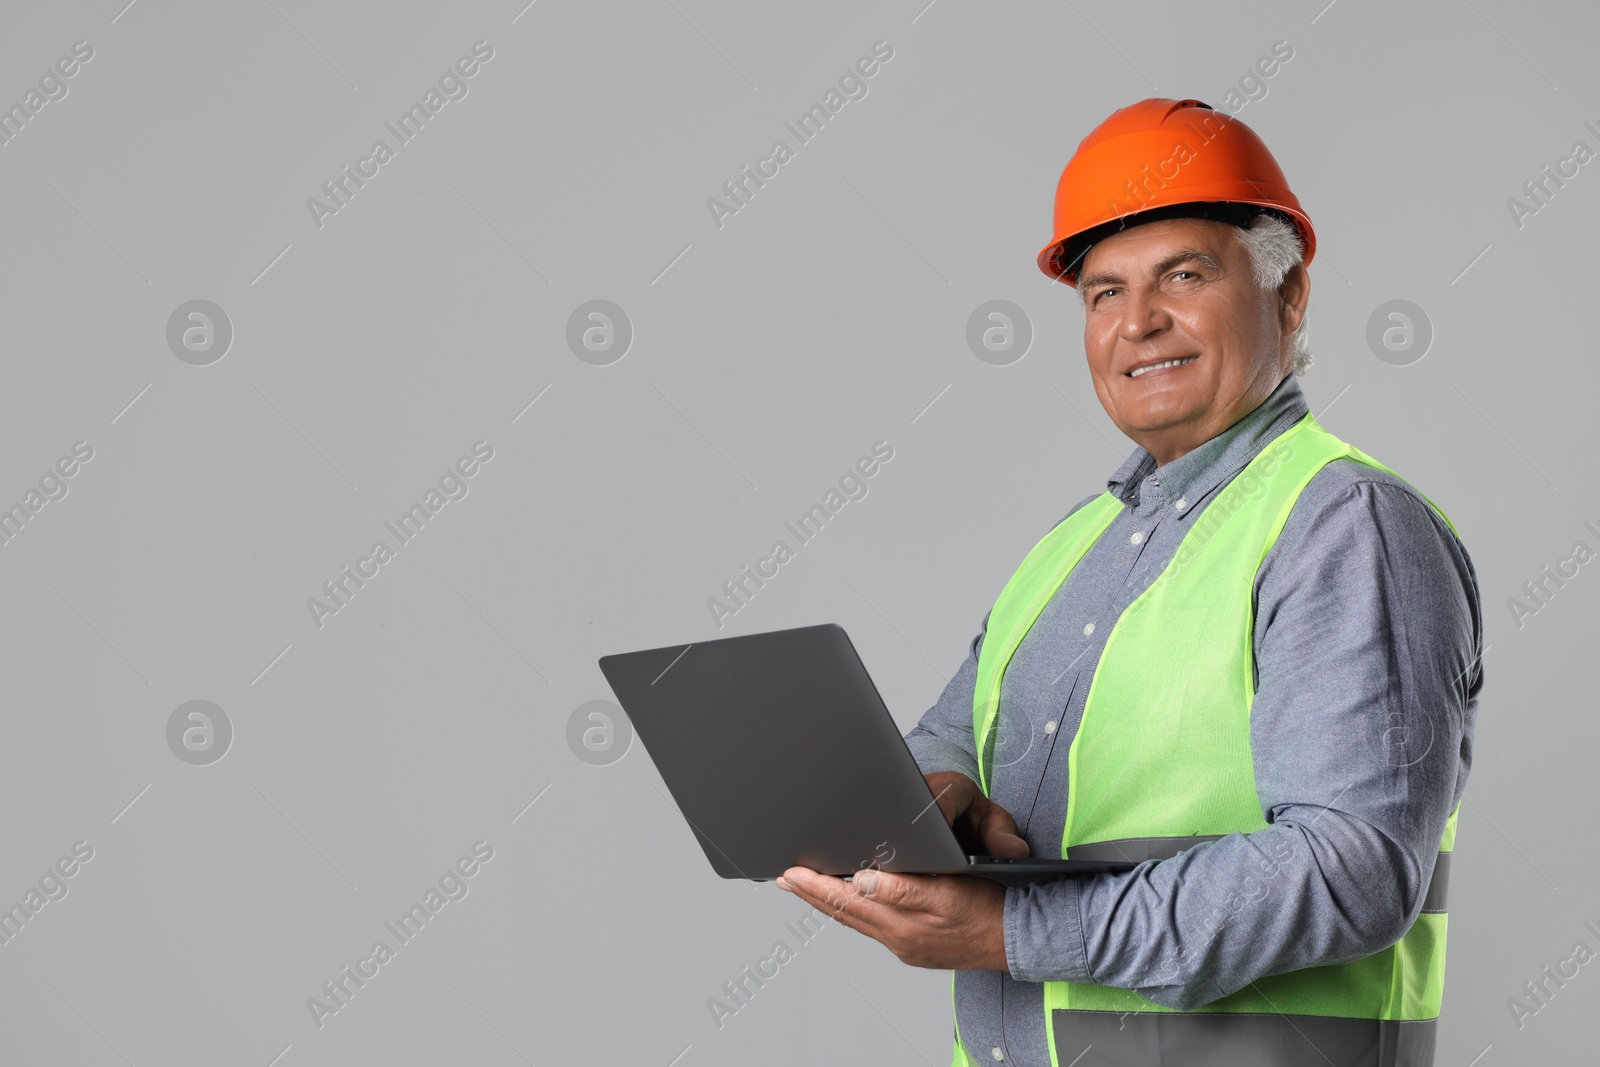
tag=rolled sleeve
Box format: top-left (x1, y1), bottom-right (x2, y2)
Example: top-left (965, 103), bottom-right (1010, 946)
top-left (1003, 878), bottom-right (1093, 985)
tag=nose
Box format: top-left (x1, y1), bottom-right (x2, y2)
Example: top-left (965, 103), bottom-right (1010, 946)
top-left (1118, 287), bottom-right (1170, 343)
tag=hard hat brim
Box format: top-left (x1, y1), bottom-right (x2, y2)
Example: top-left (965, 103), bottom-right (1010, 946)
top-left (1039, 200), bottom-right (1310, 287)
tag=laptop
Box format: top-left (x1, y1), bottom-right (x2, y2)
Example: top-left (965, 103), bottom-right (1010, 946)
top-left (597, 622), bottom-right (1136, 883)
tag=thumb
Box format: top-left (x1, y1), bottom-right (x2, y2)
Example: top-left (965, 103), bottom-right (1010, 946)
top-left (985, 828), bottom-right (1030, 857)
top-left (854, 868), bottom-right (917, 908)
top-left (982, 806), bottom-right (1030, 858)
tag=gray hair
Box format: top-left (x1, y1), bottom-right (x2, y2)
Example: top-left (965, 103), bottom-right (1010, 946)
top-left (1234, 212), bottom-right (1312, 376)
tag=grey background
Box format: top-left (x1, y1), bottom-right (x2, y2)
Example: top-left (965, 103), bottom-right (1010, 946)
top-left (0, 0), bottom-right (1591, 1064)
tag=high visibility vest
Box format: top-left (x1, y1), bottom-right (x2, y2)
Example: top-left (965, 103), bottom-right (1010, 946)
top-left (951, 410), bottom-right (1461, 1067)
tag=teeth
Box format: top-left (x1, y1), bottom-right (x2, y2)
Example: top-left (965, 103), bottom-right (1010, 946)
top-left (1129, 356), bottom-right (1197, 378)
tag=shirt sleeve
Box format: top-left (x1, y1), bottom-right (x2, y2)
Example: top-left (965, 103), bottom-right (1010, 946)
top-left (1002, 477), bottom-right (1485, 1010)
top-left (902, 608), bottom-right (989, 784)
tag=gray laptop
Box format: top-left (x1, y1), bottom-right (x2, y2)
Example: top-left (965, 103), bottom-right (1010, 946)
top-left (597, 622), bottom-right (1136, 883)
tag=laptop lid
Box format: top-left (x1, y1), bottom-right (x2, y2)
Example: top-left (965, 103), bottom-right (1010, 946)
top-left (598, 623), bottom-right (972, 879)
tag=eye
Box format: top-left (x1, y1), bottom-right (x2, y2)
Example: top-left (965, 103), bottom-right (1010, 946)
top-left (1171, 270), bottom-right (1199, 282)
top-left (1090, 287), bottom-right (1118, 306)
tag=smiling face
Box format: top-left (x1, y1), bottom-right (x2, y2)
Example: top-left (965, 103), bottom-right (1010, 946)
top-left (1076, 216), bottom-right (1309, 466)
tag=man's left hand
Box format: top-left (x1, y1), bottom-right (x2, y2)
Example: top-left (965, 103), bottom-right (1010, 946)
top-left (776, 866), bottom-right (1009, 971)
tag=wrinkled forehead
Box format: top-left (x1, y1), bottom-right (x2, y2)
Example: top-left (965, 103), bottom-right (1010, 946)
top-left (1076, 218), bottom-right (1246, 293)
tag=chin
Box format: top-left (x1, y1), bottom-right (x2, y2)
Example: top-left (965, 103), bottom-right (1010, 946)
top-left (1117, 395), bottom-right (1200, 430)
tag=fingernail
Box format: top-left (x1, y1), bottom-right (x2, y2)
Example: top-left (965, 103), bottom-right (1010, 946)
top-left (855, 870), bottom-right (878, 894)
top-left (776, 877), bottom-right (792, 891)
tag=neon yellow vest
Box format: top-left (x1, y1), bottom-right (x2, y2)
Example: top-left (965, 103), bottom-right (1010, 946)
top-left (951, 410), bottom-right (1460, 1067)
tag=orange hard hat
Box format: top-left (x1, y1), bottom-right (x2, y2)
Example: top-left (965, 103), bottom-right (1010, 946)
top-left (1037, 98), bottom-right (1315, 287)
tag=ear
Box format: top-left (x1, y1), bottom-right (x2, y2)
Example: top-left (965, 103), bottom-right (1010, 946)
top-left (1277, 262), bottom-right (1310, 339)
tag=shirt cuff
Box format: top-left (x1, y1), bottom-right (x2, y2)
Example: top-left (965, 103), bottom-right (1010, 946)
top-left (904, 734), bottom-right (980, 783)
top-left (1004, 877), bottom-right (1093, 984)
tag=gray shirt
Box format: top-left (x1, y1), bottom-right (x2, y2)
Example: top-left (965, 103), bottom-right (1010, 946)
top-left (905, 370), bottom-right (1485, 1066)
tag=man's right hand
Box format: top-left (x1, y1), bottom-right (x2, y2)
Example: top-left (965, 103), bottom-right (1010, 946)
top-left (924, 772), bottom-right (1030, 859)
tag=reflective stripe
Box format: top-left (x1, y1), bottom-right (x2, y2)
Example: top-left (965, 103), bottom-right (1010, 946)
top-left (1421, 852), bottom-right (1450, 914)
top-left (1067, 835), bottom-right (1225, 862)
top-left (1068, 836), bottom-right (1451, 913)
top-left (1050, 1010), bottom-right (1437, 1067)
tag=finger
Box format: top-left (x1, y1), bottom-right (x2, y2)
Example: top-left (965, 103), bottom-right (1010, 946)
top-left (981, 797), bottom-right (1023, 839)
top-left (950, 806), bottom-right (989, 853)
top-left (983, 826), bottom-right (1030, 857)
top-left (980, 804), bottom-right (1031, 858)
top-left (779, 868), bottom-right (867, 919)
top-left (927, 776), bottom-right (972, 826)
top-left (849, 869), bottom-right (931, 911)
top-left (779, 869), bottom-right (882, 933)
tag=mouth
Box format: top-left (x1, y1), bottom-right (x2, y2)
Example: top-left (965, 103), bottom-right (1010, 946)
top-left (1126, 355), bottom-right (1198, 379)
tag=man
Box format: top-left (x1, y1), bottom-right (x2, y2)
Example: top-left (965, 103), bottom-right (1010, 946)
top-left (777, 98), bottom-right (1484, 1067)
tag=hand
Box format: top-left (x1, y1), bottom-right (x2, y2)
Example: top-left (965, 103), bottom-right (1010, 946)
top-left (770, 773), bottom-right (1026, 972)
top-left (776, 865), bottom-right (1009, 971)
top-left (923, 771), bottom-right (1030, 859)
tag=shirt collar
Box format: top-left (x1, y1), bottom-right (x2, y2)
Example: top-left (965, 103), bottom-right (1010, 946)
top-left (1105, 372), bottom-right (1311, 511)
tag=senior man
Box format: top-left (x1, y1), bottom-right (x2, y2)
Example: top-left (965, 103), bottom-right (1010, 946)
top-left (777, 98), bottom-right (1484, 1067)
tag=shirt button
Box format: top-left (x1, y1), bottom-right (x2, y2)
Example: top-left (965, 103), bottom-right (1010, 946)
top-left (1083, 622), bottom-right (1095, 636)
top-left (1130, 530), bottom-right (1145, 545)
top-left (991, 1049), bottom-right (1005, 1062)
top-left (1044, 720), bottom-right (1057, 734)
top-left (1174, 497), bottom-right (1188, 512)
